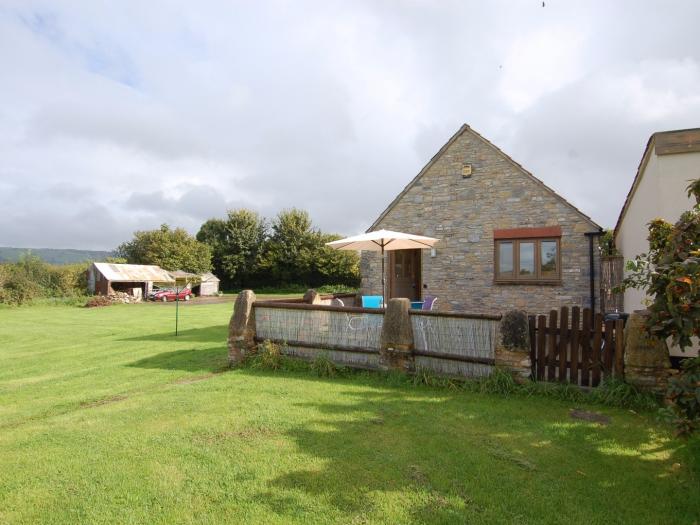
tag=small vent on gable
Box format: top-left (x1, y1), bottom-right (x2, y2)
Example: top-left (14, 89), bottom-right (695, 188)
top-left (462, 164), bottom-right (472, 178)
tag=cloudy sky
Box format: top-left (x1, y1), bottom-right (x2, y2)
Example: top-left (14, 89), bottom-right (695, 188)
top-left (1, 1), bottom-right (700, 250)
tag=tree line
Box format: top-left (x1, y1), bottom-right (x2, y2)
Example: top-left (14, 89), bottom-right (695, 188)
top-left (116, 208), bottom-right (360, 290)
top-left (0, 255), bottom-right (89, 305)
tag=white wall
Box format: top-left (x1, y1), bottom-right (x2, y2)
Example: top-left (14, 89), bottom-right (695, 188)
top-left (616, 148), bottom-right (699, 357)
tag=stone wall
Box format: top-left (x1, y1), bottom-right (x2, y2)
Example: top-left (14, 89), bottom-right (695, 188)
top-left (361, 126), bottom-right (600, 317)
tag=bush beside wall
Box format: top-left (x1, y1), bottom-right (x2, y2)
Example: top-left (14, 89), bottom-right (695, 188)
top-left (0, 255), bottom-right (88, 305)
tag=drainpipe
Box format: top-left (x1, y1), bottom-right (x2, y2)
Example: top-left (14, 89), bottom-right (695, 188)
top-left (584, 229), bottom-right (604, 315)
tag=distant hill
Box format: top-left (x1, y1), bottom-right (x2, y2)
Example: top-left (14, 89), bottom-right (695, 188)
top-left (0, 247), bottom-right (115, 265)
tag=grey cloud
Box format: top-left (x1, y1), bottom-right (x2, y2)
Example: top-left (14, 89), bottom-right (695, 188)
top-left (2, 0), bottom-right (700, 250)
top-left (125, 185), bottom-right (229, 220)
top-left (43, 182), bottom-right (95, 201)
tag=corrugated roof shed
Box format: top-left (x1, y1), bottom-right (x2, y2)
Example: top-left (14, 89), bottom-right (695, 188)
top-left (168, 270), bottom-right (220, 282)
top-left (168, 270), bottom-right (198, 279)
top-left (93, 263), bottom-right (174, 283)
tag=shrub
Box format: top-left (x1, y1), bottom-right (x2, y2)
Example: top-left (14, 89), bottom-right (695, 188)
top-left (0, 266), bottom-right (43, 305)
top-left (48, 263), bottom-right (88, 297)
top-left (409, 368), bottom-right (461, 390)
top-left (589, 378), bottom-right (658, 411)
top-left (522, 381), bottom-right (585, 403)
top-left (599, 229), bottom-right (619, 256)
top-left (661, 357), bottom-right (700, 438)
top-left (460, 370), bottom-right (658, 410)
top-left (247, 340), bottom-right (283, 370)
top-left (411, 368), bottom-right (441, 387)
top-left (310, 353), bottom-right (341, 378)
top-left (473, 369), bottom-right (520, 396)
top-left (315, 284), bottom-right (359, 295)
top-left (0, 256), bottom-right (90, 306)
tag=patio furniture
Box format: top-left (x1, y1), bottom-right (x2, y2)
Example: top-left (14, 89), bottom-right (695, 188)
top-left (361, 295), bottom-right (383, 309)
top-left (422, 295), bottom-right (437, 311)
top-left (326, 230), bottom-right (439, 302)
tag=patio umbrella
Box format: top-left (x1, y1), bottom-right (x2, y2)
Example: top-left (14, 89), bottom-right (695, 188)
top-left (325, 229), bottom-right (440, 303)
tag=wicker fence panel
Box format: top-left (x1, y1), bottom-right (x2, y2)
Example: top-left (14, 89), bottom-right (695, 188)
top-left (282, 346), bottom-right (381, 368)
top-left (411, 313), bottom-right (497, 378)
top-left (413, 355), bottom-right (493, 378)
top-left (254, 306), bottom-right (383, 367)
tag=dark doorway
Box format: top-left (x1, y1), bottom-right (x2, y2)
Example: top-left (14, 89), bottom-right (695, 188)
top-left (389, 249), bottom-right (421, 300)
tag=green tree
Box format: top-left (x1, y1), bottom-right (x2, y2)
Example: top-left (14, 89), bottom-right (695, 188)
top-left (117, 224), bottom-right (212, 273)
top-left (260, 209), bottom-right (316, 285)
top-left (309, 232), bottom-right (360, 287)
top-left (196, 218), bottom-right (227, 278)
top-left (197, 210), bottom-right (267, 287)
top-left (258, 209), bottom-right (360, 287)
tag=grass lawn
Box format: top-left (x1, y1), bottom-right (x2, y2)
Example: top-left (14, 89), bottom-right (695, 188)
top-left (0, 302), bottom-right (698, 524)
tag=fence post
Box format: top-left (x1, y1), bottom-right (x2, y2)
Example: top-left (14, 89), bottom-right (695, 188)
top-left (623, 310), bottom-right (671, 392)
top-left (379, 298), bottom-right (415, 373)
top-left (303, 289), bottom-right (322, 305)
top-left (495, 310), bottom-right (532, 383)
top-left (228, 290), bottom-right (257, 367)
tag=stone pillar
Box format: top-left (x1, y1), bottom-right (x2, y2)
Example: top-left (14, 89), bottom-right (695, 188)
top-left (379, 298), bottom-right (415, 372)
top-left (494, 310), bottom-right (532, 382)
top-left (624, 310), bottom-right (671, 393)
top-left (303, 289), bottom-right (322, 305)
top-left (228, 290), bottom-right (257, 366)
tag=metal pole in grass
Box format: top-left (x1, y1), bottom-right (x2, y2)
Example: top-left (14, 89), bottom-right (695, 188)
top-left (172, 274), bottom-right (201, 336)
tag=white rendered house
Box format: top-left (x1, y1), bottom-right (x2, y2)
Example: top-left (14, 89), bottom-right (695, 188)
top-left (614, 128), bottom-right (699, 357)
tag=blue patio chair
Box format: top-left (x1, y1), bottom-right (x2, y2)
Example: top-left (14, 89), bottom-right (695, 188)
top-left (362, 295), bottom-right (383, 308)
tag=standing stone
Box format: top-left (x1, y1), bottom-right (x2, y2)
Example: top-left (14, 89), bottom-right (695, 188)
top-left (624, 310), bottom-right (671, 392)
top-left (379, 298), bottom-right (415, 372)
top-left (228, 290), bottom-right (257, 366)
top-left (494, 310), bottom-right (532, 382)
top-left (303, 289), bottom-right (322, 305)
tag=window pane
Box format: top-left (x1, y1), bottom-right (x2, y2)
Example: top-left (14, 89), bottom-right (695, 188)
top-left (498, 242), bottom-right (513, 278)
top-left (519, 242), bottom-right (535, 276)
top-left (541, 240), bottom-right (558, 278)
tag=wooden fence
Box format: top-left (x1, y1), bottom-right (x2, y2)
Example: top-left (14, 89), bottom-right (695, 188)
top-left (410, 311), bottom-right (498, 378)
top-left (247, 296), bottom-right (627, 387)
top-left (251, 299), bottom-right (500, 378)
top-left (528, 306), bottom-right (625, 387)
top-left (254, 301), bottom-right (384, 368)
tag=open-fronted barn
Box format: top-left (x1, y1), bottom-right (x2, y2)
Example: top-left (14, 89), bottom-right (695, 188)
top-left (87, 263), bottom-right (174, 299)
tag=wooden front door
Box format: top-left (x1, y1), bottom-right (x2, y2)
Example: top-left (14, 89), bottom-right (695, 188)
top-left (389, 249), bottom-right (421, 300)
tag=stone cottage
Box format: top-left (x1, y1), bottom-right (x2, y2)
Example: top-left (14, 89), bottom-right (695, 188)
top-left (361, 124), bottom-right (602, 315)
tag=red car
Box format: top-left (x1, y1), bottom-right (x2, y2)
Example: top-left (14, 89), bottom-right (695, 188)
top-left (151, 288), bottom-right (192, 302)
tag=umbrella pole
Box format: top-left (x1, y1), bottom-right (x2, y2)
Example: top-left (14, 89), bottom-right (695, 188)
top-left (381, 246), bottom-right (385, 307)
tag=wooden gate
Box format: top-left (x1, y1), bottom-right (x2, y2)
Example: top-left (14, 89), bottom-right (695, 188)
top-left (601, 255), bottom-right (624, 313)
top-left (528, 307), bottom-right (625, 387)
